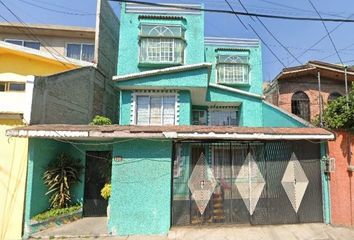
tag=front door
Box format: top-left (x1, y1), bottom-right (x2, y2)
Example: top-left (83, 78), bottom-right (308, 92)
top-left (83, 151), bottom-right (112, 217)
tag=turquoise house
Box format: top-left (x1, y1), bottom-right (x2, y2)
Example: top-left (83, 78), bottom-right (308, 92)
top-left (7, 2), bottom-right (335, 237)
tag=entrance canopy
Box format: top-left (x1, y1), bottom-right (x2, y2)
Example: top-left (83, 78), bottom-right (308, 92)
top-left (6, 124), bottom-right (334, 141)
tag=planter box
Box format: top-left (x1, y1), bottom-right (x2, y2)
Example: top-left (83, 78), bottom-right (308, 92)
top-left (30, 209), bottom-right (82, 234)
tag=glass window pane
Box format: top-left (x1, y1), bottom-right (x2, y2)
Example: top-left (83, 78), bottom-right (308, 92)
top-left (218, 64), bottom-right (249, 84)
top-left (163, 96), bottom-right (175, 125)
top-left (5, 39), bottom-right (23, 46)
top-left (24, 41), bottom-right (40, 50)
top-left (0, 83), bottom-right (6, 92)
top-left (150, 96), bottom-right (162, 125)
top-left (136, 96), bottom-right (149, 125)
top-left (210, 110), bottom-right (238, 126)
top-left (82, 44), bottom-right (94, 62)
top-left (66, 44), bottom-right (81, 60)
top-left (9, 83), bottom-right (25, 91)
top-left (140, 38), bottom-right (183, 64)
top-left (141, 25), bottom-right (182, 37)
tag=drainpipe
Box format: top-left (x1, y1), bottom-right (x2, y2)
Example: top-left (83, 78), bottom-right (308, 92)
top-left (321, 142), bottom-right (331, 224)
top-left (345, 66), bottom-right (349, 107)
top-left (317, 71), bottom-right (323, 127)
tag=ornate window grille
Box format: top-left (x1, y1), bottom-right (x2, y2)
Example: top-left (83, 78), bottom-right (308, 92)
top-left (217, 55), bottom-right (250, 84)
top-left (291, 91), bottom-right (310, 121)
top-left (140, 25), bottom-right (185, 64)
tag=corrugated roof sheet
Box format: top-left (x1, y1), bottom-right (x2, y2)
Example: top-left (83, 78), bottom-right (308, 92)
top-left (6, 124), bottom-right (334, 140)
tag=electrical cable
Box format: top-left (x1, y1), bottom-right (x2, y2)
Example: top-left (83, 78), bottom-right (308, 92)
top-left (224, 0), bottom-right (286, 67)
top-left (307, 0), bottom-right (344, 65)
top-left (15, 0), bottom-right (96, 16)
top-left (236, 0), bottom-right (302, 65)
top-left (110, 0), bottom-right (354, 23)
top-left (0, 0), bottom-right (77, 68)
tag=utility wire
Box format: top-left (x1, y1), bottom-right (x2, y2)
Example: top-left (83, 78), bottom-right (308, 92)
top-left (0, 0), bottom-right (74, 68)
top-left (307, 0), bottom-right (344, 65)
top-left (224, 0), bottom-right (248, 30)
top-left (110, 0), bottom-right (354, 23)
top-left (15, 0), bottom-right (96, 16)
top-left (236, 0), bottom-right (302, 65)
top-left (25, 0), bottom-right (92, 14)
top-left (224, 0), bottom-right (286, 67)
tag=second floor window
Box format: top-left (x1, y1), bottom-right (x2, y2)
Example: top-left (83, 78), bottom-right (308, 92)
top-left (135, 95), bottom-right (176, 125)
top-left (209, 109), bottom-right (239, 126)
top-left (66, 43), bottom-right (94, 62)
top-left (139, 25), bottom-right (184, 65)
top-left (5, 39), bottom-right (40, 50)
top-left (217, 55), bottom-right (250, 84)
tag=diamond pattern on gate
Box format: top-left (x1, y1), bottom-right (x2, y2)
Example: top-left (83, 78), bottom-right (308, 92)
top-left (235, 152), bottom-right (265, 215)
top-left (188, 152), bottom-right (217, 215)
top-left (281, 152), bottom-right (309, 213)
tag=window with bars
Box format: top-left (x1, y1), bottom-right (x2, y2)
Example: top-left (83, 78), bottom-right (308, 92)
top-left (209, 109), bottom-right (239, 126)
top-left (217, 55), bottom-right (250, 84)
top-left (5, 39), bottom-right (40, 50)
top-left (135, 95), bottom-right (176, 125)
top-left (139, 24), bottom-right (184, 64)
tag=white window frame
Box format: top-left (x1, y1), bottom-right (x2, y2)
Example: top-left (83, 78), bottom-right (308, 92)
top-left (216, 55), bottom-right (250, 85)
top-left (139, 24), bottom-right (185, 65)
top-left (133, 93), bottom-right (178, 125)
top-left (4, 38), bottom-right (40, 50)
top-left (65, 42), bottom-right (94, 61)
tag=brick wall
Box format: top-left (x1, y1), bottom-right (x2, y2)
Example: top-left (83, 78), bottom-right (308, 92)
top-left (277, 76), bottom-right (347, 121)
top-left (328, 131), bottom-right (354, 227)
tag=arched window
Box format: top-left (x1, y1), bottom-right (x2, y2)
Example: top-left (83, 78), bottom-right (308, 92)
top-left (291, 91), bottom-right (310, 121)
top-left (327, 92), bottom-right (342, 103)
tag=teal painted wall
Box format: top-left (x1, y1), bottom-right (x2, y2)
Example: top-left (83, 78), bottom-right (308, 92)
top-left (119, 90), bottom-right (132, 125)
top-left (178, 90), bottom-right (191, 125)
top-left (115, 68), bottom-right (209, 88)
top-left (204, 45), bottom-right (263, 95)
top-left (109, 139), bottom-right (172, 235)
top-left (117, 3), bottom-right (204, 75)
top-left (206, 86), bottom-right (263, 127)
top-left (262, 102), bottom-right (306, 127)
top-left (24, 139), bottom-right (113, 236)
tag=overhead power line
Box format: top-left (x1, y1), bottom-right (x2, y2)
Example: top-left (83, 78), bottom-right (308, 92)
top-left (236, 0), bottom-right (302, 65)
top-left (111, 0), bottom-right (354, 23)
top-left (223, 0), bottom-right (286, 67)
top-left (307, 0), bottom-right (344, 65)
top-left (0, 0), bottom-right (73, 68)
top-left (15, 0), bottom-right (95, 16)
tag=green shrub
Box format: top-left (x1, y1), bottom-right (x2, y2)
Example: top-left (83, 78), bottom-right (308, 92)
top-left (90, 115), bottom-right (112, 125)
top-left (44, 153), bottom-right (83, 209)
top-left (32, 204), bottom-right (82, 222)
top-left (101, 183), bottom-right (111, 200)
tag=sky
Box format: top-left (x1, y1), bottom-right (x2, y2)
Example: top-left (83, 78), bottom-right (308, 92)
top-left (1, 0), bottom-right (354, 82)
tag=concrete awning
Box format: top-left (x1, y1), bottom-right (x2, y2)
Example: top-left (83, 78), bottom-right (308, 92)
top-left (6, 124), bottom-right (335, 141)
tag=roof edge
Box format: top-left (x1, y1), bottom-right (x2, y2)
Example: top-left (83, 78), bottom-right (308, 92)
top-left (209, 83), bottom-right (264, 100)
top-left (113, 63), bottom-right (212, 82)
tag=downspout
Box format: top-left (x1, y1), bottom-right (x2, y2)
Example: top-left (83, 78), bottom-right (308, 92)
top-left (321, 142), bottom-right (331, 224)
top-left (317, 71), bottom-right (323, 127)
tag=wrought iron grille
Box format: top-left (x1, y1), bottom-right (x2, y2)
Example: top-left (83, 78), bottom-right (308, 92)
top-left (171, 141), bottom-right (323, 226)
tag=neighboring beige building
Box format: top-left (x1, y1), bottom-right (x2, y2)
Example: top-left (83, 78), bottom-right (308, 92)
top-left (0, 22), bottom-right (95, 62)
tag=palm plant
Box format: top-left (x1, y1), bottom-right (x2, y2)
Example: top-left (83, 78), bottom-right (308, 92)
top-left (43, 153), bottom-right (83, 209)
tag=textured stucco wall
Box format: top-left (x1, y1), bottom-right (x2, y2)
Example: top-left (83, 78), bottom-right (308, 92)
top-left (262, 101), bottom-right (306, 127)
top-left (109, 139), bottom-right (172, 235)
top-left (117, 3), bottom-right (204, 75)
top-left (31, 66), bottom-right (118, 124)
top-left (205, 45), bottom-right (263, 95)
top-left (328, 131), bottom-right (354, 227)
top-left (206, 86), bottom-right (263, 126)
